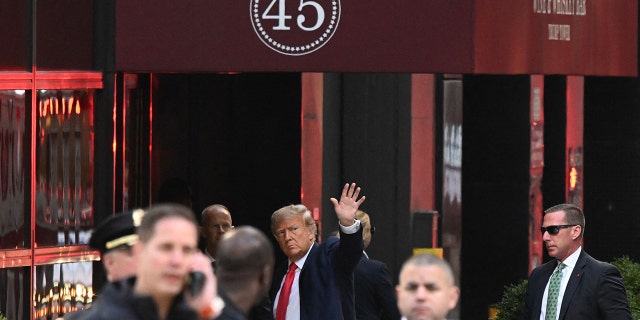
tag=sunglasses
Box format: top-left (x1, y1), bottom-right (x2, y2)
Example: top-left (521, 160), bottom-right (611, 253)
top-left (540, 224), bottom-right (577, 235)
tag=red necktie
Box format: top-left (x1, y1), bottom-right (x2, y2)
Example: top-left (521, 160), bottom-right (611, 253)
top-left (275, 263), bottom-right (297, 320)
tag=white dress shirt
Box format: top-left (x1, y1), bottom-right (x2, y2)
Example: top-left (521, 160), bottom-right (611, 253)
top-left (539, 246), bottom-right (581, 320)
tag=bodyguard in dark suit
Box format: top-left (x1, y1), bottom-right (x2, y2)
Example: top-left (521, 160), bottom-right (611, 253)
top-left (352, 210), bottom-right (400, 320)
top-left (521, 203), bottom-right (631, 320)
top-left (269, 183), bottom-right (366, 320)
top-left (354, 256), bottom-right (400, 320)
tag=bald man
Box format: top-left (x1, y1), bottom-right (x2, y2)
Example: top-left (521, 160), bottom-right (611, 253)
top-left (396, 254), bottom-right (459, 320)
top-left (200, 204), bottom-right (235, 265)
top-left (216, 226), bottom-right (275, 319)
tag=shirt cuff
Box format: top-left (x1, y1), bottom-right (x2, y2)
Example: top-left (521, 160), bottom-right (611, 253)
top-left (199, 296), bottom-right (225, 319)
top-left (339, 219), bottom-right (361, 234)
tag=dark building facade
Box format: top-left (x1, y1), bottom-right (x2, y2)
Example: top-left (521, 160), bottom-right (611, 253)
top-left (0, 1), bottom-right (637, 319)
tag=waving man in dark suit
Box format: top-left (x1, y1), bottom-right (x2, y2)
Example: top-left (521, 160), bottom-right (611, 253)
top-left (521, 203), bottom-right (631, 320)
top-left (269, 183), bottom-right (365, 320)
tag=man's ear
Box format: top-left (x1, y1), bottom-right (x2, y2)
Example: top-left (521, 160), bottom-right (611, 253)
top-left (449, 286), bottom-right (461, 309)
top-left (102, 253), bottom-right (113, 267)
top-left (260, 264), bottom-right (274, 290)
top-left (198, 226), bottom-right (204, 237)
top-left (132, 241), bottom-right (142, 256)
top-left (102, 253), bottom-right (115, 281)
top-left (571, 225), bottom-right (582, 240)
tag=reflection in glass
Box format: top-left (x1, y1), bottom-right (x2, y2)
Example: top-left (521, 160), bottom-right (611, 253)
top-left (0, 90), bottom-right (26, 249)
top-left (34, 262), bottom-right (93, 319)
top-left (0, 266), bottom-right (27, 320)
top-left (35, 90), bottom-right (94, 247)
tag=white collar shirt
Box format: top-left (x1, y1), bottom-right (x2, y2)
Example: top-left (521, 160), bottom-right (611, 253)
top-left (539, 246), bottom-right (581, 320)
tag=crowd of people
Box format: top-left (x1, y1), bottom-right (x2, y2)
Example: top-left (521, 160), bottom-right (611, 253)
top-left (61, 182), bottom-right (632, 320)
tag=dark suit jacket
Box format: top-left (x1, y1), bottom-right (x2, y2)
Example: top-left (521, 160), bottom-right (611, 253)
top-left (354, 255), bottom-right (401, 320)
top-left (269, 227), bottom-right (363, 320)
top-left (217, 291), bottom-right (247, 320)
top-left (63, 277), bottom-right (199, 320)
top-left (521, 250), bottom-right (631, 320)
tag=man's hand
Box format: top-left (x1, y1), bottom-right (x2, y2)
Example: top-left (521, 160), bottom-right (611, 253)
top-left (185, 252), bottom-right (221, 318)
top-left (330, 183), bottom-right (366, 226)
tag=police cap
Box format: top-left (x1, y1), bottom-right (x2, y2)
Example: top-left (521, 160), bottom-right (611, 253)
top-left (89, 208), bottom-right (145, 253)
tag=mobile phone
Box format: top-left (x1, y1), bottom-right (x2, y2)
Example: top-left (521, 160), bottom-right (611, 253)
top-left (185, 271), bottom-right (205, 297)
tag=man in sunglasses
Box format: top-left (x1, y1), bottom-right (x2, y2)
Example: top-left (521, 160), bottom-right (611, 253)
top-left (521, 203), bottom-right (631, 320)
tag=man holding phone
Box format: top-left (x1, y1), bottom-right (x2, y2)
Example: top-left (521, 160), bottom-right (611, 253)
top-left (69, 204), bottom-right (223, 320)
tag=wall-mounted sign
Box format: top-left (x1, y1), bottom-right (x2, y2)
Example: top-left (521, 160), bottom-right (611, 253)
top-left (250, 0), bottom-right (340, 56)
top-left (474, 0), bottom-right (636, 75)
top-left (116, 0), bottom-right (636, 76)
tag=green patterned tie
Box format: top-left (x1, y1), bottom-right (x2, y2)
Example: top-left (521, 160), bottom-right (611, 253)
top-left (545, 262), bottom-right (565, 320)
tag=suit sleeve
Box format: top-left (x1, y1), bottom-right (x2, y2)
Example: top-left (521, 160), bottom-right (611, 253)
top-left (374, 261), bottom-right (402, 320)
top-left (336, 225), bottom-right (364, 273)
top-left (521, 267), bottom-right (543, 320)
top-left (249, 294), bottom-right (274, 320)
top-left (521, 276), bottom-right (534, 320)
top-left (597, 264), bottom-right (632, 319)
top-left (334, 226), bottom-right (364, 320)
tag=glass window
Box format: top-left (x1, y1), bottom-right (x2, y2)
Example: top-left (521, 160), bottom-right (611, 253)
top-left (34, 262), bottom-right (94, 319)
top-left (0, 90), bottom-right (26, 249)
top-left (0, 266), bottom-right (28, 320)
top-left (35, 89), bottom-right (94, 247)
top-left (1, 72), bottom-right (102, 319)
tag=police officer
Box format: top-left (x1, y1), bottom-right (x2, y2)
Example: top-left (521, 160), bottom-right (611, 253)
top-left (62, 209), bottom-right (144, 319)
top-left (67, 204), bottom-right (222, 320)
top-left (89, 209), bottom-right (145, 281)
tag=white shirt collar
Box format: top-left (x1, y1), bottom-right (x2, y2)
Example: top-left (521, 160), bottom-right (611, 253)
top-left (290, 242), bottom-right (314, 269)
top-left (204, 249), bottom-right (215, 263)
top-left (560, 246), bottom-right (581, 269)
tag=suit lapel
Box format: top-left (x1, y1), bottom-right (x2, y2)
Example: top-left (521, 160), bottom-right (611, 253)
top-left (298, 243), bottom-right (318, 287)
top-left (534, 261), bottom-right (557, 318)
top-left (558, 251), bottom-right (587, 319)
top-left (272, 242), bottom-right (318, 306)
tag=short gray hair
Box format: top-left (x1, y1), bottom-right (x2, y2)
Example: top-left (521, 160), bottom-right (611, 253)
top-left (270, 204), bottom-right (317, 236)
top-left (544, 203), bottom-right (585, 237)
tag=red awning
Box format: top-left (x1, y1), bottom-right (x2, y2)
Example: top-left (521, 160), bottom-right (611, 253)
top-left (116, 0), bottom-right (637, 76)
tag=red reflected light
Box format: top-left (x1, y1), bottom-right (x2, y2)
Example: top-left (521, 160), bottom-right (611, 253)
top-left (569, 166), bottom-right (578, 190)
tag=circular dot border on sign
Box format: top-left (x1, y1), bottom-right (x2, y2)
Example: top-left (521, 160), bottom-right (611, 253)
top-left (250, 0), bottom-right (341, 56)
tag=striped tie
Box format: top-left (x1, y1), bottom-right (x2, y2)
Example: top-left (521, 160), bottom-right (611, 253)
top-left (545, 262), bottom-right (565, 320)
